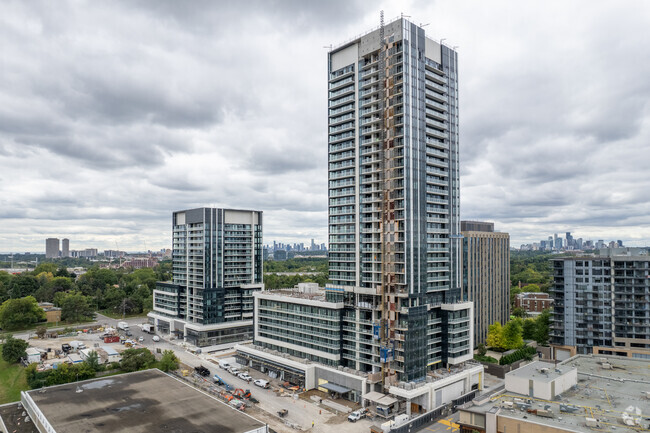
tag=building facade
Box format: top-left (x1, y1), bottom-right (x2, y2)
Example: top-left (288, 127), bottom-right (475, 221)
top-left (148, 207), bottom-right (263, 347)
top-left (460, 221), bottom-right (510, 347)
top-left (61, 238), bottom-right (69, 258)
top-left (250, 18), bottom-right (472, 389)
top-left (45, 238), bottom-right (59, 258)
top-left (514, 292), bottom-right (553, 314)
top-left (550, 248), bottom-right (650, 359)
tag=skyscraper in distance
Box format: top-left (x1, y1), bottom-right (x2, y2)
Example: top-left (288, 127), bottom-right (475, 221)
top-left (61, 238), bottom-right (69, 258)
top-left (45, 238), bottom-right (59, 258)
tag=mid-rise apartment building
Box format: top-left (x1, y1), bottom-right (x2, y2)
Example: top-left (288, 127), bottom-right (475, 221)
top-left (148, 207), bottom-right (263, 348)
top-left (550, 248), bottom-right (650, 359)
top-left (460, 221), bottom-right (509, 347)
top-left (250, 17), bottom-right (472, 388)
top-left (61, 238), bottom-right (69, 258)
top-left (514, 292), bottom-right (553, 314)
top-left (45, 238), bottom-right (59, 258)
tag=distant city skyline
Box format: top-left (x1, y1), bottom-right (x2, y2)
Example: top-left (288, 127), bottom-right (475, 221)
top-left (1, 1), bottom-right (649, 253)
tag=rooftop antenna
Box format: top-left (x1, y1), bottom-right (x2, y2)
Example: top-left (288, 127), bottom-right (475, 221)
top-left (420, 23), bottom-right (430, 28)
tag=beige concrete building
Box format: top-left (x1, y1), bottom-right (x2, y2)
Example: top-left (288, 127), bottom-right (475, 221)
top-left (38, 303), bottom-right (62, 323)
top-left (461, 221), bottom-right (510, 347)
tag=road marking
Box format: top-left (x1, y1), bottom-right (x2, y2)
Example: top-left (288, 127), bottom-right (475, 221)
top-left (438, 418), bottom-right (459, 432)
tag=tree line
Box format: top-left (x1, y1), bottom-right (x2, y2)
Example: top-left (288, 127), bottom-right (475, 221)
top-left (0, 261), bottom-right (172, 330)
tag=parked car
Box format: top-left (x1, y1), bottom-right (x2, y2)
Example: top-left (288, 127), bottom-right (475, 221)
top-left (238, 372), bottom-right (252, 382)
top-left (152, 335), bottom-right (160, 342)
top-left (194, 365), bottom-right (210, 377)
top-left (218, 360), bottom-right (230, 369)
top-left (138, 336), bottom-right (144, 342)
top-left (125, 330), bottom-right (133, 337)
top-left (253, 379), bottom-right (269, 389)
top-left (227, 366), bottom-right (240, 375)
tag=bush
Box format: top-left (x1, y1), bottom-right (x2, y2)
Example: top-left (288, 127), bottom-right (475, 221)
top-left (474, 354), bottom-right (498, 364)
top-left (499, 346), bottom-right (537, 365)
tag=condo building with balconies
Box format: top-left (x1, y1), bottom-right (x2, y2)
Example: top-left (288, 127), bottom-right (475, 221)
top-left (550, 248), bottom-right (650, 360)
top-left (246, 17), bottom-right (473, 390)
top-left (148, 207), bottom-right (263, 348)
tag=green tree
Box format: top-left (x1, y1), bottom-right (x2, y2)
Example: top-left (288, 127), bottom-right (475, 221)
top-left (521, 284), bottom-right (541, 292)
top-left (60, 291), bottom-right (94, 322)
top-left (477, 343), bottom-right (487, 356)
top-left (486, 322), bottom-right (503, 349)
top-left (522, 319), bottom-right (536, 340)
top-left (33, 263), bottom-right (58, 275)
top-left (511, 307), bottom-right (528, 318)
top-left (103, 286), bottom-right (126, 310)
top-left (154, 261), bottom-right (172, 281)
top-left (0, 271), bottom-right (13, 303)
top-left (45, 362), bottom-right (95, 386)
top-left (35, 326), bottom-right (48, 339)
top-left (2, 335), bottom-right (29, 363)
top-left (35, 276), bottom-right (74, 302)
top-left (159, 349), bottom-right (179, 372)
top-left (502, 320), bottom-right (524, 350)
top-left (8, 274), bottom-right (39, 298)
top-left (534, 310), bottom-right (551, 346)
top-left (120, 348), bottom-right (155, 372)
top-left (0, 296), bottom-right (45, 330)
top-left (85, 350), bottom-right (100, 371)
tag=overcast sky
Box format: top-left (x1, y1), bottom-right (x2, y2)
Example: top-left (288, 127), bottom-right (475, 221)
top-left (1, 0), bottom-right (649, 252)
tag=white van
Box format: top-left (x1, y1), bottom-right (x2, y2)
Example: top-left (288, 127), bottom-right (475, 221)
top-left (218, 360), bottom-right (230, 369)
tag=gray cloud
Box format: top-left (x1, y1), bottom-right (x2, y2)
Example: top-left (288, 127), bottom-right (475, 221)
top-left (0, 0), bottom-right (649, 251)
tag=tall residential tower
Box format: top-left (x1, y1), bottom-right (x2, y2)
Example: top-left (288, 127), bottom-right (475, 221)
top-left (247, 18), bottom-right (473, 391)
top-left (326, 16), bottom-right (470, 382)
top-left (460, 221), bottom-right (510, 347)
top-left (148, 208), bottom-right (263, 347)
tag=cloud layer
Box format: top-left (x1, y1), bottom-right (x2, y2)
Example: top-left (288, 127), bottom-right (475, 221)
top-left (1, 0), bottom-right (649, 251)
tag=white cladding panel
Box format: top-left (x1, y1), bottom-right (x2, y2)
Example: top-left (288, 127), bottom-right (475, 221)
top-left (440, 380), bottom-right (465, 403)
top-left (176, 212), bottom-right (186, 225)
top-left (225, 210), bottom-right (258, 225)
top-left (425, 37), bottom-right (442, 63)
top-left (331, 44), bottom-right (358, 71)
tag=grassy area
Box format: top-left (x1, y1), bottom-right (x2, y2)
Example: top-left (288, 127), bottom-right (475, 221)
top-left (96, 309), bottom-right (148, 320)
top-left (0, 347), bottom-right (29, 404)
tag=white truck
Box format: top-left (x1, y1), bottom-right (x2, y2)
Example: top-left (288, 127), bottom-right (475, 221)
top-left (142, 323), bottom-right (154, 334)
top-left (117, 321), bottom-right (129, 331)
top-left (69, 340), bottom-right (86, 350)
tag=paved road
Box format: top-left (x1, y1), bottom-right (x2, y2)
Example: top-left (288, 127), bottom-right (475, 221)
top-left (416, 412), bottom-right (460, 433)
